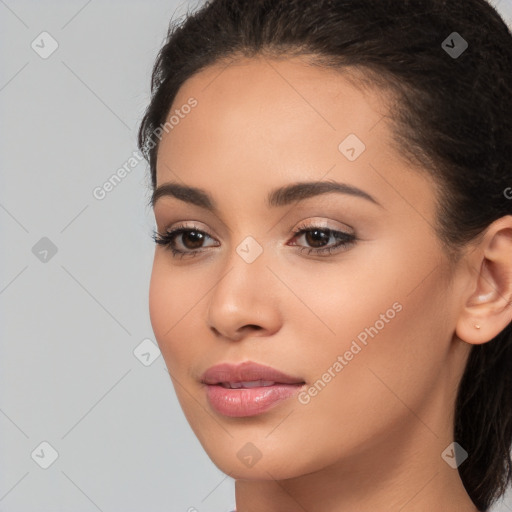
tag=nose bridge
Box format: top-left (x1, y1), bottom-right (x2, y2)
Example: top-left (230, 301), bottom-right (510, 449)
top-left (212, 231), bottom-right (269, 306)
top-left (206, 230), bottom-right (281, 337)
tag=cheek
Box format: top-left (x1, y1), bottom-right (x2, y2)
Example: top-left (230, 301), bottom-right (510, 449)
top-left (148, 255), bottom-right (204, 371)
top-left (277, 250), bottom-right (408, 364)
top-left (290, 232), bottom-right (450, 367)
top-left (290, 255), bottom-right (451, 450)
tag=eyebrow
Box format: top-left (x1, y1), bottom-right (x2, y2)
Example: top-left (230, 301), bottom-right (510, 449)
top-left (150, 180), bottom-right (383, 210)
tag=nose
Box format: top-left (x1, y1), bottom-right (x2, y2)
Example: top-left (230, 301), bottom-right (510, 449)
top-left (206, 245), bottom-right (282, 342)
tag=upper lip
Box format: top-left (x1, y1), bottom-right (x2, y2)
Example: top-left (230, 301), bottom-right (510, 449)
top-left (201, 361), bottom-right (305, 385)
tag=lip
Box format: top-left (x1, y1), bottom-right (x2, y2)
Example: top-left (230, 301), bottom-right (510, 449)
top-left (200, 360), bottom-right (305, 385)
top-left (201, 361), bottom-right (306, 417)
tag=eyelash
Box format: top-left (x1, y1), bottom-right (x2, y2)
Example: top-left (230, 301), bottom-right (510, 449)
top-left (152, 222), bottom-right (357, 259)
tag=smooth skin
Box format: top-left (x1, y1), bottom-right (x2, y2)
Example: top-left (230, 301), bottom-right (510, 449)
top-left (149, 55), bottom-right (512, 512)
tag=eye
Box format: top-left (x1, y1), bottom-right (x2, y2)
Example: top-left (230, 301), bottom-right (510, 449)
top-left (288, 223), bottom-right (357, 256)
top-left (152, 222), bottom-right (358, 259)
top-left (152, 223), bottom-right (219, 259)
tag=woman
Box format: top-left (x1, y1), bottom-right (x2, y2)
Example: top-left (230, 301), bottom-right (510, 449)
top-left (138, 0), bottom-right (512, 510)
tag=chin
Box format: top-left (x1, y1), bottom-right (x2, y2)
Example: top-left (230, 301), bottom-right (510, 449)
top-left (203, 445), bottom-right (312, 481)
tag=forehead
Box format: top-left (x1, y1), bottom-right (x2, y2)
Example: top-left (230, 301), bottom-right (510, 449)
top-left (158, 56), bottom-right (392, 168)
top-left (154, 55), bottom-right (437, 223)
top-left (165, 54), bottom-right (391, 147)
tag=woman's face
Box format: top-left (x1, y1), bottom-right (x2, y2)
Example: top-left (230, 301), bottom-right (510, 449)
top-left (149, 55), bottom-right (472, 480)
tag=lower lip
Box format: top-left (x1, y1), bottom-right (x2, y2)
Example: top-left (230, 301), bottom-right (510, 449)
top-left (204, 383), bottom-right (305, 417)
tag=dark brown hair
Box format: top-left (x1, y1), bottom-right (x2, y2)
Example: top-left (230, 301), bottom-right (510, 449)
top-left (138, 1), bottom-right (512, 510)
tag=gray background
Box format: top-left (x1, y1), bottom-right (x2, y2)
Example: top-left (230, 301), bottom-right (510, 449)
top-left (1, 1), bottom-right (511, 511)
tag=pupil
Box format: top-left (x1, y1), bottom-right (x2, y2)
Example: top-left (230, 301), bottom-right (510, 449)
top-left (184, 231), bottom-right (204, 249)
top-left (306, 229), bottom-right (329, 247)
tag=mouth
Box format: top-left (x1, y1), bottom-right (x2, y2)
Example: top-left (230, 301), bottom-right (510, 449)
top-left (200, 361), bottom-right (306, 417)
top-left (200, 360), bottom-right (305, 386)
top-left (215, 380), bottom-right (304, 389)
top-left (203, 381), bottom-right (306, 417)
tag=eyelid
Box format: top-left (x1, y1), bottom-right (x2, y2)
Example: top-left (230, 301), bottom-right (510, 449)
top-left (160, 219), bottom-right (212, 234)
top-left (154, 207), bottom-right (231, 238)
top-left (291, 217), bottom-right (355, 234)
top-left (162, 217), bottom-right (354, 241)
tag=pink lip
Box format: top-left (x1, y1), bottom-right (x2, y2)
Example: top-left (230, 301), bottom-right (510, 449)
top-left (201, 361), bottom-right (306, 417)
top-left (201, 360), bottom-right (305, 385)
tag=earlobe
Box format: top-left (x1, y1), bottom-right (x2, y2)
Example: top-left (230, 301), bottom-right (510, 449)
top-left (455, 216), bottom-right (512, 346)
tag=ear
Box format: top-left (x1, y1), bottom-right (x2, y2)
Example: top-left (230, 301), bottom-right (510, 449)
top-left (455, 215), bottom-right (512, 345)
